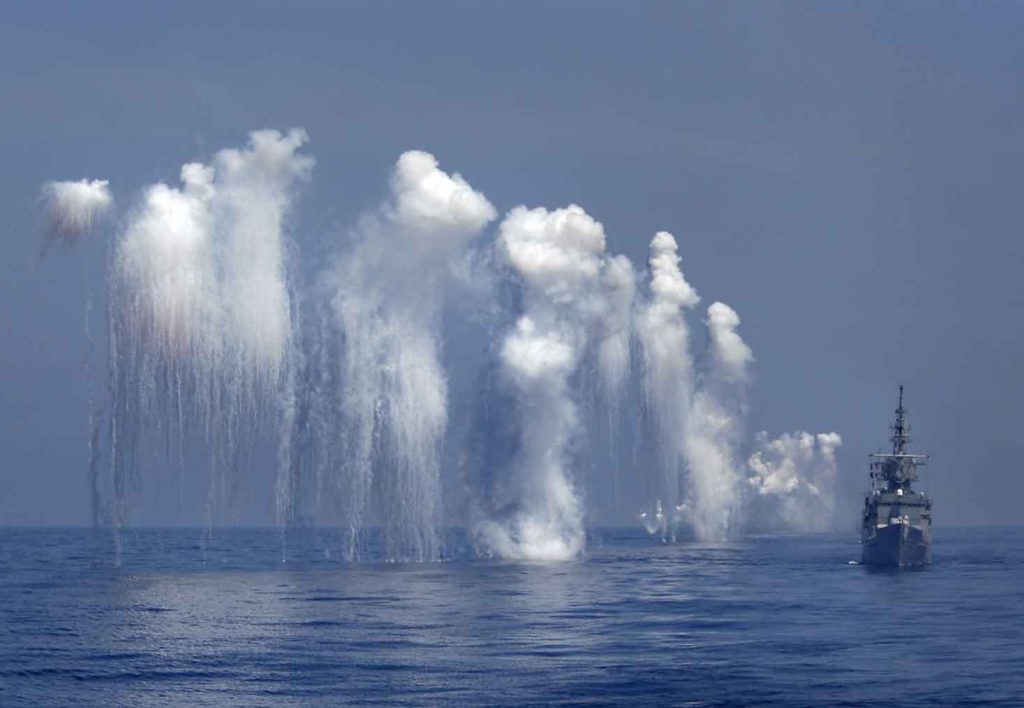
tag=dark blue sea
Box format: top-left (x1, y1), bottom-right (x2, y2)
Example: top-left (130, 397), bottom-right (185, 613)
top-left (2, 527), bottom-right (1021, 707)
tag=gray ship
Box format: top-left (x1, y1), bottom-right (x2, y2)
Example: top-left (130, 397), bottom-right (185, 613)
top-left (861, 386), bottom-right (932, 567)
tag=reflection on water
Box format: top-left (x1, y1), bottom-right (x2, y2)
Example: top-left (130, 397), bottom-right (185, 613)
top-left (1, 528), bottom-right (1022, 706)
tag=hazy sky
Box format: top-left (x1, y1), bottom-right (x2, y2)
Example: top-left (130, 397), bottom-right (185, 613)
top-left (2, 1), bottom-right (1022, 526)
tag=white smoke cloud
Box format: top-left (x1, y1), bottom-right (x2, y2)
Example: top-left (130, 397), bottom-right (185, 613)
top-left (72, 132), bottom-right (845, 559)
top-left (683, 301), bottom-right (753, 541)
top-left (214, 129), bottom-right (313, 383)
top-left (476, 204), bottom-right (627, 560)
top-left (106, 129), bottom-right (312, 530)
top-left (41, 179), bottom-right (113, 242)
top-left (114, 163), bottom-right (218, 361)
top-left (114, 129), bottom-right (311, 373)
top-left (595, 254), bottom-right (636, 409)
top-left (705, 302), bottom-right (753, 384)
top-left (320, 150), bottom-right (496, 561)
top-left (636, 231), bottom-right (699, 540)
top-left (746, 430), bottom-right (843, 532)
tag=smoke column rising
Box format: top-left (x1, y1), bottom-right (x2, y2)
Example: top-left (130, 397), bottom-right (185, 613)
top-left (475, 204), bottom-right (631, 560)
top-left (104, 129), bottom-right (311, 535)
top-left (684, 302), bottom-right (753, 541)
top-left (318, 151), bottom-right (495, 561)
top-left (636, 231), bottom-right (700, 539)
top-left (595, 254), bottom-right (636, 411)
top-left (36, 128), bottom-right (844, 559)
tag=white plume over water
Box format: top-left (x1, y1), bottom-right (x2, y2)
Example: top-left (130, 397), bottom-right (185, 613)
top-left (704, 302), bottom-right (754, 385)
top-left (684, 301), bottom-right (752, 541)
top-left (636, 231), bottom-right (699, 540)
top-left (747, 431), bottom-right (843, 531)
top-left (114, 163), bottom-right (218, 365)
top-left (595, 254), bottom-right (636, 410)
top-left (104, 129), bottom-right (312, 532)
top-left (634, 236), bottom-right (838, 542)
top-left (47, 127), bottom-right (843, 560)
top-left (475, 204), bottom-right (630, 560)
top-left (41, 179), bottom-right (113, 242)
top-left (318, 150), bottom-right (496, 561)
top-left (215, 130), bottom-right (313, 383)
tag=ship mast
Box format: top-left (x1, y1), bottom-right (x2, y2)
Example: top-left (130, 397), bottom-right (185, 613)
top-left (870, 385), bottom-right (927, 491)
top-left (891, 384), bottom-right (910, 455)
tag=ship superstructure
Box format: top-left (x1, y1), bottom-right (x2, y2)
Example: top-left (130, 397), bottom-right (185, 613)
top-left (861, 386), bottom-right (932, 567)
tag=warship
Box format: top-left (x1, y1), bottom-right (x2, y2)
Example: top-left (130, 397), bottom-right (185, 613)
top-left (861, 386), bottom-right (932, 567)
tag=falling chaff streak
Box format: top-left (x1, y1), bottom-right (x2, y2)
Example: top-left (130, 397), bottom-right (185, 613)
top-left (101, 129), bottom-right (312, 539)
top-left (47, 127), bottom-right (843, 561)
top-left (316, 150), bottom-right (496, 561)
top-left (41, 179), bottom-right (113, 243)
top-left (636, 231), bottom-right (699, 541)
top-left (683, 301), bottom-right (753, 542)
top-left (595, 254), bottom-right (636, 411)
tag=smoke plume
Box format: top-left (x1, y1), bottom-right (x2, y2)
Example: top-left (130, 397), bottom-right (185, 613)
top-left (684, 302), bottom-right (753, 541)
top-left (40, 179), bottom-right (112, 247)
top-left (318, 150), bottom-right (496, 561)
top-left (104, 129), bottom-right (312, 533)
top-left (475, 204), bottom-right (629, 560)
top-left (48, 128), bottom-right (845, 561)
top-left (636, 231), bottom-right (700, 540)
top-left (746, 431), bottom-right (843, 531)
top-left (595, 254), bottom-right (636, 409)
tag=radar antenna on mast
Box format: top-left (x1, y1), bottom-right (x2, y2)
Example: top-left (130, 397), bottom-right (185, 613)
top-left (892, 384), bottom-right (910, 455)
top-left (870, 385), bottom-right (928, 490)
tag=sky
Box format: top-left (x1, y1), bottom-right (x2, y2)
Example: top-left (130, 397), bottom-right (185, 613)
top-left (1, 1), bottom-right (1022, 527)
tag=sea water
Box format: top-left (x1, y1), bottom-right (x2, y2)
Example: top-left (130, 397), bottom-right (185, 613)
top-left (1, 527), bottom-right (1021, 706)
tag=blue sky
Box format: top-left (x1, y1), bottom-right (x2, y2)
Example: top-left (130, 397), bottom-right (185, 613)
top-left (2, 1), bottom-right (1022, 525)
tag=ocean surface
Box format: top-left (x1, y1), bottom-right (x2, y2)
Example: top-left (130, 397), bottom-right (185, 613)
top-left (1, 527), bottom-right (1021, 707)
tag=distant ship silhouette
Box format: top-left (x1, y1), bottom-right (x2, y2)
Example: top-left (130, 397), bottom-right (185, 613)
top-left (861, 386), bottom-right (932, 567)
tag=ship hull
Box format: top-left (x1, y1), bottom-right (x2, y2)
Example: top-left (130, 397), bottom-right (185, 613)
top-left (862, 523), bottom-right (931, 568)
